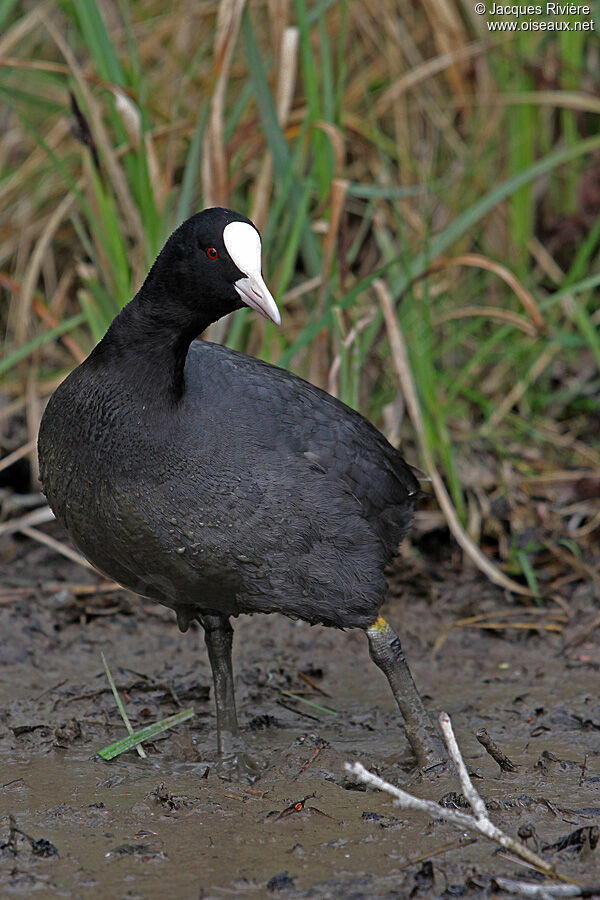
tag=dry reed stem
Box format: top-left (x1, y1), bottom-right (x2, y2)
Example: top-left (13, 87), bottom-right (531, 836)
top-left (266, 0), bottom-right (291, 55)
top-left (43, 17), bottom-right (146, 254)
top-left (281, 276), bottom-right (322, 303)
top-left (319, 178), bottom-right (349, 308)
top-left (466, 90), bottom-right (600, 115)
top-left (202, 0), bottom-right (247, 207)
top-left (375, 38), bottom-right (502, 113)
top-left (375, 278), bottom-right (532, 597)
top-left (251, 25), bottom-right (299, 230)
top-left (433, 254), bottom-right (545, 331)
top-left (0, 507), bottom-right (55, 536)
top-left (483, 344), bottom-right (559, 432)
top-left (20, 525), bottom-right (95, 571)
top-left (16, 192), bottom-right (77, 346)
top-left (432, 306), bottom-right (538, 336)
top-left (529, 236), bottom-right (566, 284)
top-left (0, 439), bottom-right (37, 474)
top-left (0, 3), bottom-right (51, 57)
top-left (363, 0), bottom-right (465, 157)
top-left (419, 0), bottom-right (470, 98)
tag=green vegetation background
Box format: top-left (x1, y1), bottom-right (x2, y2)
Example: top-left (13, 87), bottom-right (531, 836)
top-left (1, 0), bottom-right (599, 593)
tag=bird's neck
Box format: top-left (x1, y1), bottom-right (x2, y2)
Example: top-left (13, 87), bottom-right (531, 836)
top-left (89, 278), bottom-right (222, 403)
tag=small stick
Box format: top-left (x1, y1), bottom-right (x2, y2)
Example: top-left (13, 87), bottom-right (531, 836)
top-left (476, 726), bottom-right (517, 773)
top-left (35, 678), bottom-right (68, 702)
top-left (299, 671), bottom-right (331, 697)
top-left (578, 754), bottom-right (588, 788)
top-left (296, 739), bottom-right (327, 776)
top-left (276, 700), bottom-right (321, 722)
top-left (397, 836), bottom-right (477, 870)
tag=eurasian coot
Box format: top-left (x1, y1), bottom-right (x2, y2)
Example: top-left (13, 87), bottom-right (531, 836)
top-left (38, 208), bottom-right (443, 769)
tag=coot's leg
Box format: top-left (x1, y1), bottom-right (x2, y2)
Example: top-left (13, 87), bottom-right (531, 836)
top-left (198, 614), bottom-right (260, 781)
top-left (366, 616), bottom-right (445, 770)
top-left (198, 613), bottom-right (240, 757)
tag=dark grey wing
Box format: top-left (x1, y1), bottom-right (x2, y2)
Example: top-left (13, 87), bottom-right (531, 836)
top-left (186, 341), bottom-right (420, 562)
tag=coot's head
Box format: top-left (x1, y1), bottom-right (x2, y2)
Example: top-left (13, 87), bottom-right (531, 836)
top-left (155, 207), bottom-right (281, 326)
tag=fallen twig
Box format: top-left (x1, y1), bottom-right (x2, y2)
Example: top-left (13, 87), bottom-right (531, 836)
top-left (397, 835), bottom-right (477, 870)
top-left (298, 671), bottom-right (331, 697)
top-left (476, 727), bottom-right (517, 773)
top-left (345, 711), bottom-right (556, 878)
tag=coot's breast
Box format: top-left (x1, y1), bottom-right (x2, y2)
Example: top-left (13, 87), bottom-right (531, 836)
top-left (39, 341), bottom-right (418, 628)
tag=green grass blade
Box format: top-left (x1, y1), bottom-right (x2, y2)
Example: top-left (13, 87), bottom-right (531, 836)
top-left (0, 0), bottom-right (20, 30)
top-left (101, 652), bottom-right (146, 758)
top-left (98, 708), bottom-right (195, 761)
top-left (242, 9), bottom-right (292, 180)
top-left (0, 314), bottom-right (86, 378)
top-left (347, 180), bottom-right (448, 199)
top-left (516, 550), bottom-right (541, 601)
top-left (567, 298), bottom-right (600, 372)
top-left (305, 0), bottom-right (339, 26)
top-left (280, 689), bottom-right (338, 716)
top-left (71, 0), bottom-right (126, 85)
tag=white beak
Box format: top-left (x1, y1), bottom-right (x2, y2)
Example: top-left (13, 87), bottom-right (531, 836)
top-left (223, 220), bottom-right (281, 326)
top-left (233, 274), bottom-right (281, 326)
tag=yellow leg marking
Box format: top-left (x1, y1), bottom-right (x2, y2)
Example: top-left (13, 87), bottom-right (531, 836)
top-left (367, 615), bottom-right (390, 634)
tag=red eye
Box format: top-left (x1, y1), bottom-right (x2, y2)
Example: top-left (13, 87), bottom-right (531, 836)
top-left (206, 247), bottom-right (219, 259)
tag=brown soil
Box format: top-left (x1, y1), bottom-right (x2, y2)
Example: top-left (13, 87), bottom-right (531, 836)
top-left (1, 526), bottom-right (599, 898)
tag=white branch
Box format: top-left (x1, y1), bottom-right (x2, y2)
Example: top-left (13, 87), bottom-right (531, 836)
top-left (344, 711), bottom-right (556, 878)
top-left (439, 710), bottom-right (487, 822)
top-left (494, 878), bottom-right (588, 898)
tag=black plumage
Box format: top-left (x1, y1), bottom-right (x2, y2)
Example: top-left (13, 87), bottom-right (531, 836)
top-left (38, 208), bottom-right (443, 770)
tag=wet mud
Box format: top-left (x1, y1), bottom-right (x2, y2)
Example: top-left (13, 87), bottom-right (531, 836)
top-left (1, 530), bottom-right (599, 898)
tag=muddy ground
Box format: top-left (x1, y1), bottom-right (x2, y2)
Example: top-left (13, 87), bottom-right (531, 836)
top-left (1, 523), bottom-right (599, 899)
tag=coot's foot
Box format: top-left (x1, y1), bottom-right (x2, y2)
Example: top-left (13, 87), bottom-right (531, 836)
top-left (216, 738), bottom-right (262, 783)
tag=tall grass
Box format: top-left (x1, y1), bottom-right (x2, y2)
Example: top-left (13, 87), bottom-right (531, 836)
top-left (1, 0), bottom-right (599, 589)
